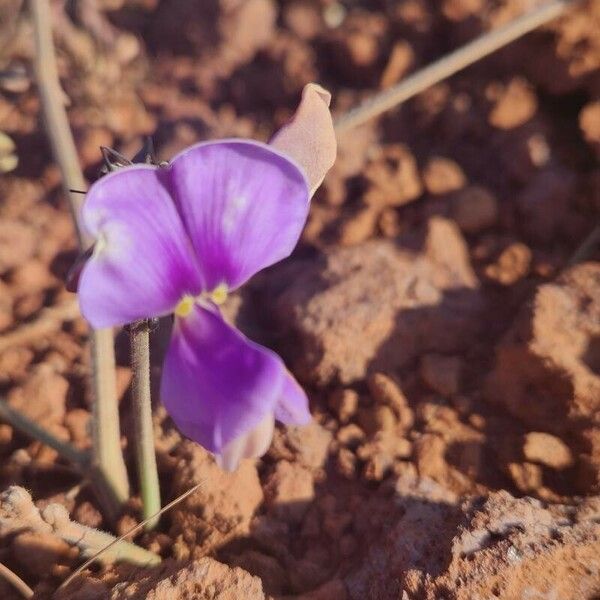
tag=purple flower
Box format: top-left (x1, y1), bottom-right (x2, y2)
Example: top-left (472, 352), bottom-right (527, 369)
top-left (77, 85), bottom-right (336, 470)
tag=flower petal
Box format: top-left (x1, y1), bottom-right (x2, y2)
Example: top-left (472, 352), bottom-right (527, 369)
top-left (79, 166), bottom-right (202, 328)
top-left (161, 303), bottom-right (286, 453)
top-left (274, 371), bottom-right (311, 425)
top-left (215, 412), bottom-right (275, 472)
top-left (164, 140), bottom-right (309, 291)
top-left (270, 83), bottom-right (337, 196)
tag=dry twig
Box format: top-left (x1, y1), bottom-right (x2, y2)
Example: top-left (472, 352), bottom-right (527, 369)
top-left (29, 0), bottom-right (130, 517)
top-left (334, 0), bottom-right (576, 134)
top-left (0, 561), bottom-right (34, 599)
top-left (59, 481), bottom-right (204, 592)
top-left (0, 487), bottom-right (159, 569)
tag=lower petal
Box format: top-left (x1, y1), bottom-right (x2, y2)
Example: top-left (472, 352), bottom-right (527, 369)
top-left (274, 371), bottom-right (311, 425)
top-left (215, 412), bottom-right (275, 472)
top-left (161, 304), bottom-right (285, 453)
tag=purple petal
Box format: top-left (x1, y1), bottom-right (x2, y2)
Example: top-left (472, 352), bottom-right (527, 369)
top-left (78, 166), bottom-right (202, 328)
top-left (161, 303), bottom-right (286, 453)
top-left (216, 413), bottom-right (275, 471)
top-left (164, 140), bottom-right (309, 291)
top-left (274, 370), bottom-right (311, 425)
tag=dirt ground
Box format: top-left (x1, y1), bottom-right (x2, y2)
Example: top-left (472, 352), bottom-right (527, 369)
top-left (0, 0), bottom-right (599, 598)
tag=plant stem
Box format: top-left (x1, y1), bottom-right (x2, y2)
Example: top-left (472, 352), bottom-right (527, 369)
top-left (568, 222), bottom-right (600, 266)
top-left (59, 480), bottom-right (204, 592)
top-left (29, 0), bottom-right (130, 518)
top-left (0, 399), bottom-right (88, 467)
top-left (129, 320), bottom-right (161, 530)
top-left (334, 0), bottom-right (576, 134)
top-left (0, 562), bottom-right (33, 599)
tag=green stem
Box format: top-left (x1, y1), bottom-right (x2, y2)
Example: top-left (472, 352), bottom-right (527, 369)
top-left (29, 0), bottom-right (130, 518)
top-left (0, 399), bottom-right (88, 467)
top-left (129, 321), bottom-right (161, 529)
top-left (90, 330), bottom-right (131, 514)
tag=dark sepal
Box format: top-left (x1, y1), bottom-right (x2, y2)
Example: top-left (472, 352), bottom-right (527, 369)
top-left (65, 245), bottom-right (94, 293)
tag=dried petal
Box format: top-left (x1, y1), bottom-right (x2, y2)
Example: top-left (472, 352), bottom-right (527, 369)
top-left (270, 83), bottom-right (337, 196)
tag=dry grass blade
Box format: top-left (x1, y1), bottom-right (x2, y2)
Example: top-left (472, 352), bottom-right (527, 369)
top-left (0, 562), bottom-right (34, 598)
top-left (57, 480), bottom-right (205, 592)
top-left (334, 0), bottom-right (576, 134)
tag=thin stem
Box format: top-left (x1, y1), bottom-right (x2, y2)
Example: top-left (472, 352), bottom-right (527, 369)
top-left (29, 0), bottom-right (130, 517)
top-left (129, 321), bottom-right (161, 530)
top-left (59, 480), bottom-right (204, 593)
top-left (0, 399), bottom-right (88, 467)
top-left (334, 0), bottom-right (576, 134)
top-left (568, 222), bottom-right (600, 266)
top-left (0, 562), bottom-right (34, 599)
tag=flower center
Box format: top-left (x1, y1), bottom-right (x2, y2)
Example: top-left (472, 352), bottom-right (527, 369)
top-left (208, 283), bottom-right (228, 305)
top-left (174, 284), bottom-right (229, 319)
top-left (174, 295), bottom-right (195, 318)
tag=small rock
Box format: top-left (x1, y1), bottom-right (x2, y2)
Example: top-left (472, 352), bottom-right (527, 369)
top-left (451, 185), bottom-right (498, 233)
top-left (12, 532), bottom-right (70, 577)
top-left (488, 78), bottom-right (537, 129)
top-left (284, 421), bottom-right (332, 469)
top-left (364, 144), bottom-right (422, 207)
top-left (337, 424), bottom-right (366, 448)
top-left (485, 242), bottom-right (532, 285)
top-left (9, 259), bottom-right (54, 295)
top-left (422, 157), bottom-right (466, 195)
top-left (8, 365), bottom-right (68, 426)
top-left (367, 372), bottom-right (414, 430)
top-left (73, 500), bottom-right (103, 529)
top-left (516, 169), bottom-right (575, 243)
top-left (336, 447), bottom-right (357, 479)
top-left (378, 208), bottom-right (401, 238)
top-left (169, 441), bottom-right (263, 555)
top-left (339, 207), bottom-right (378, 246)
top-left (115, 366), bottom-right (132, 401)
top-left (380, 41), bottom-right (414, 88)
top-left (523, 432), bottom-right (574, 470)
top-left (442, 0), bottom-right (483, 20)
top-left (328, 389), bottom-right (359, 423)
top-left (0, 220), bottom-right (36, 274)
top-left (508, 462), bottom-right (543, 493)
top-left (269, 225), bottom-right (481, 385)
top-left (420, 354), bottom-right (462, 396)
top-left (145, 557), bottom-right (265, 600)
top-left (414, 433), bottom-right (448, 482)
top-left (579, 101), bottom-right (600, 148)
top-left (486, 263), bottom-right (600, 435)
top-left (358, 432), bottom-right (412, 481)
top-left (264, 461), bottom-right (315, 523)
top-left (64, 409), bottom-right (91, 448)
top-left (283, 2), bottom-right (321, 40)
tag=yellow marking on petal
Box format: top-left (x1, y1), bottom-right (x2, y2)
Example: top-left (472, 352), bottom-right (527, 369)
top-left (209, 283), bottom-right (228, 305)
top-left (175, 295), bottom-right (195, 318)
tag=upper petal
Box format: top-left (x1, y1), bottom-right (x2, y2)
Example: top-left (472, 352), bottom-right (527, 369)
top-left (270, 83), bottom-right (337, 197)
top-left (161, 303), bottom-right (286, 453)
top-left (163, 140), bottom-right (310, 291)
top-left (78, 166), bottom-right (202, 328)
